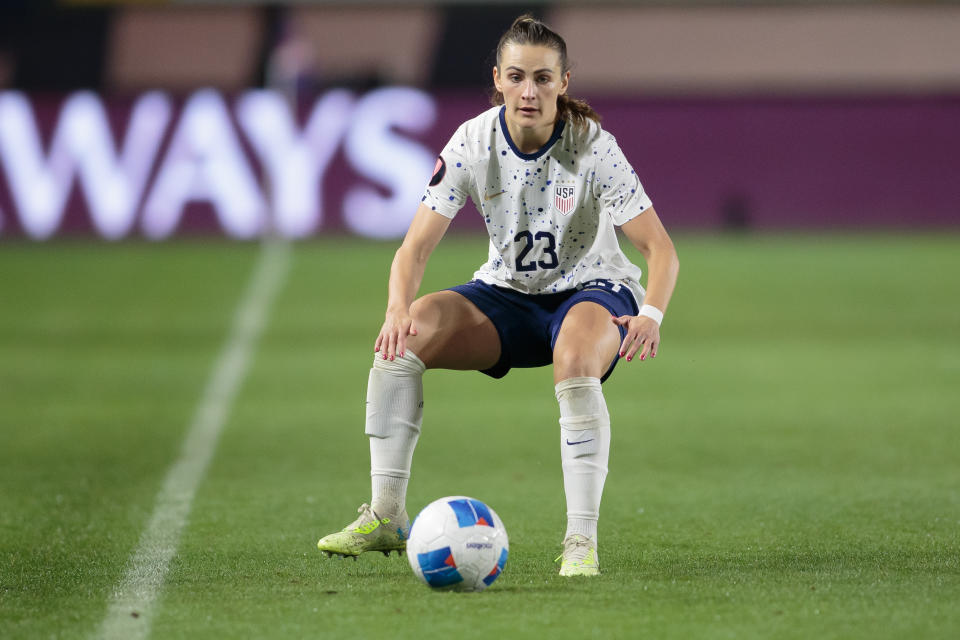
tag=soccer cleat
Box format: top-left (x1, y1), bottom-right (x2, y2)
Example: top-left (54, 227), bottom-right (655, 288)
top-left (556, 534), bottom-right (600, 576)
top-left (317, 503), bottom-right (409, 558)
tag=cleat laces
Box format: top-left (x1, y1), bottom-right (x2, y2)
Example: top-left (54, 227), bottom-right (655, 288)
top-left (345, 503), bottom-right (379, 532)
top-left (556, 534), bottom-right (598, 570)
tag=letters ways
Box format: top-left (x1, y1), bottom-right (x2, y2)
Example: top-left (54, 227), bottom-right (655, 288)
top-left (0, 88), bottom-right (438, 239)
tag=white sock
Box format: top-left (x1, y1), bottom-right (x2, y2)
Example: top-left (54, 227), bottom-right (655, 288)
top-left (556, 376), bottom-right (610, 543)
top-left (365, 351), bottom-right (425, 518)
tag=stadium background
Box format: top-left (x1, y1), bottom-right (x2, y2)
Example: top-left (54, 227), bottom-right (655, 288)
top-left (2, 0), bottom-right (959, 238)
top-left (1, 2), bottom-right (958, 640)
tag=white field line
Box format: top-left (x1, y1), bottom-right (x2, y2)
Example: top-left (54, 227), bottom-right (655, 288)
top-left (96, 239), bottom-right (291, 640)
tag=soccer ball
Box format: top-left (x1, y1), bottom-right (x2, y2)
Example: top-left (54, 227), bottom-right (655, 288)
top-left (406, 496), bottom-right (509, 592)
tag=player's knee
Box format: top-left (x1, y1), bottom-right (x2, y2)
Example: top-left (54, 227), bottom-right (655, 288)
top-left (553, 346), bottom-right (602, 380)
top-left (409, 296), bottom-right (443, 335)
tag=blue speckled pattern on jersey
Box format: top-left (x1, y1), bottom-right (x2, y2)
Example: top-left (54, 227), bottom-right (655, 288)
top-left (422, 106), bottom-right (652, 302)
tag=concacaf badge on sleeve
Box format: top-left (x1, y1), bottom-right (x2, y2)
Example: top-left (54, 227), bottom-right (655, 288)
top-left (429, 155), bottom-right (446, 186)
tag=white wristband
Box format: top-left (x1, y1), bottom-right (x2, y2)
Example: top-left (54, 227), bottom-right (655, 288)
top-left (638, 304), bottom-right (664, 326)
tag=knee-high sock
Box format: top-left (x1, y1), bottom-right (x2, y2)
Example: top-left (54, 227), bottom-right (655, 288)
top-left (556, 376), bottom-right (610, 542)
top-left (365, 351), bottom-right (425, 517)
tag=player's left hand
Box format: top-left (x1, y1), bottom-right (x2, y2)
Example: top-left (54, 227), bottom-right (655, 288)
top-left (611, 315), bottom-right (660, 362)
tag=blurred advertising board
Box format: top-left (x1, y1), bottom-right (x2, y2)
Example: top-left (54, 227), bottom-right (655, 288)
top-left (0, 88), bottom-right (957, 239)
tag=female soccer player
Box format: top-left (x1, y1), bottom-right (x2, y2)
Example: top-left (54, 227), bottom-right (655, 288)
top-left (318, 15), bottom-right (679, 576)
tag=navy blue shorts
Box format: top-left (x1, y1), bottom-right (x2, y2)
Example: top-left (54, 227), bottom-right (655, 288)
top-left (447, 279), bottom-right (639, 383)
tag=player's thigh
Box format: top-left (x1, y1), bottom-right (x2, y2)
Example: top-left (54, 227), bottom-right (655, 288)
top-left (406, 290), bottom-right (501, 371)
top-left (552, 301), bottom-right (621, 383)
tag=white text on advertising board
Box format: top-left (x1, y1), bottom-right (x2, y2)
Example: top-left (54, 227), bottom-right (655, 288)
top-left (0, 87), bottom-right (437, 239)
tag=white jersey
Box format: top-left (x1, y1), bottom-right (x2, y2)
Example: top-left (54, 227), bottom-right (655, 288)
top-left (421, 105), bottom-right (653, 304)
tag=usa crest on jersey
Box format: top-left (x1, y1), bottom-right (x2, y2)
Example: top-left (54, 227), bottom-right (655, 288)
top-left (554, 183), bottom-right (576, 215)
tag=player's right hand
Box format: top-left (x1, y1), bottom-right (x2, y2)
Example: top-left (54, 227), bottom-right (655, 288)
top-left (375, 309), bottom-right (418, 361)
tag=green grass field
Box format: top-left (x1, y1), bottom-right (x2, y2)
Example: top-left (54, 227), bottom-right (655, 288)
top-left (1, 233), bottom-right (958, 639)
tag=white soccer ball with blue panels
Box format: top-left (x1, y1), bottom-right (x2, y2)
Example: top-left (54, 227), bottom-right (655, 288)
top-left (406, 496), bottom-right (509, 592)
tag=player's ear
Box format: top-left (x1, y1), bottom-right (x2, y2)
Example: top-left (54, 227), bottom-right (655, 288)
top-left (493, 65), bottom-right (502, 93)
top-left (559, 70), bottom-right (570, 96)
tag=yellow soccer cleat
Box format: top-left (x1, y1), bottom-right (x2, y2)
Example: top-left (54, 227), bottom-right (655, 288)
top-left (556, 534), bottom-right (600, 576)
top-left (317, 503), bottom-right (408, 558)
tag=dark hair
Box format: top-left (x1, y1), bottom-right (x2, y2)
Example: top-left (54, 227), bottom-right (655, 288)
top-left (491, 14), bottom-right (600, 130)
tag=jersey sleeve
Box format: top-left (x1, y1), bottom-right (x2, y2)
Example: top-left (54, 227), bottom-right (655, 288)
top-left (420, 124), bottom-right (473, 219)
top-left (593, 136), bottom-right (653, 226)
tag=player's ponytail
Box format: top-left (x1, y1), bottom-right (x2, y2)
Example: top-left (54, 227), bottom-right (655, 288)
top-left (556, 94), bottom-right (601, 131)
top-left (492, 14), bottom-right (601, 131)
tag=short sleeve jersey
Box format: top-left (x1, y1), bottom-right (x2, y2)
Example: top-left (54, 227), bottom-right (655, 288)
top-left (421, 105), bottom-right (653, 304)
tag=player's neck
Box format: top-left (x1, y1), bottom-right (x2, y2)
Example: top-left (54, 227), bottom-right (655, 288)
top-left (506, 119), bottom-right (556, 154)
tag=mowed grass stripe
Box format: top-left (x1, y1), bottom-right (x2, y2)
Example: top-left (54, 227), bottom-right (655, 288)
top-left (95, 240), bottom-right (290, 640)
top-left (0, 243), bottom-right (256, 640)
